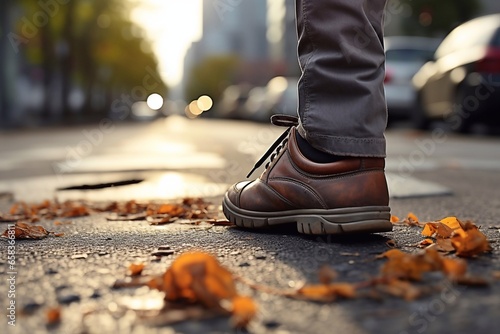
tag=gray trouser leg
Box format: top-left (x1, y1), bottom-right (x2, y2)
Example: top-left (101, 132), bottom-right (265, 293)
top-left (295, 0), bottom-right (388, 157)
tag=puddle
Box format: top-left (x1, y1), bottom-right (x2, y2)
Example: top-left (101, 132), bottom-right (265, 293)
top-left (0, 172), bottom-right (229, 202)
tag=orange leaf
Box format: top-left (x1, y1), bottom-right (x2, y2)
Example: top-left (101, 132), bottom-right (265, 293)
top-left (376, 249), bottom-right (406, 259)
top-left (422, 222), bottom-right (454, 238)
top-left (407, 212), bottom-right (419, 224)
top-left (439, 217), bottom-right (463, 231)
top-left (46, 307), bottom-right (61, 325)
top-left (436, 238), bottom-right (455, 252)
top-left (231, 296), bottom-right (258, 328)
top-left (451, 227), bottom-right (491, 257)
top-left (380, 248), bottom-right (443, 281)
top-left (128, 263), bottom-right (145, 276)
top-left (422, 223), bottom-right (436, 237)
top-left (441, 258), bottom-right (467, 279)
top-left (390, 215), bottom-right (400, 223)
top-left (2, 222), bottom-right (50, 239)
top-left (419, 238), bottom-right (434, 248)
top-left (159, 252), bottom-right (237, 307)
top-left (380, 278), bottom-right (422, 301)
top-left (295, 283), bottom-right (356, 302)
top-left (157, 204), bottom-right (185, 216)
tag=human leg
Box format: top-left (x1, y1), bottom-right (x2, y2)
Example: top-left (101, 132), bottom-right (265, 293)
top-left (296, 0), bottom-right (388, 157)
top-left (222, 0), bottom-right (391, 234)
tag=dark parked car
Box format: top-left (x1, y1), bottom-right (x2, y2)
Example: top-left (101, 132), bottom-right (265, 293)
top-left (412, 14), bottom-right (500, 131)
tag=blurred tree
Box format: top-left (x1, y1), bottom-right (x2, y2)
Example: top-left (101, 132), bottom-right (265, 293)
top-left (400, 0), bottom-right (481, 36)
top-left (185, 55), bottom-right (240, 105)
top-left (10, 0), bottom-right (167, 122)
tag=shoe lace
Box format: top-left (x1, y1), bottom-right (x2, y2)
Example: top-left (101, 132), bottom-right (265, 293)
top-left (246, 114), bottom-right (299, 178)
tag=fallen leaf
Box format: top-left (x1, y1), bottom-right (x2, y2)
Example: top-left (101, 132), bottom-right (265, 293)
top-left (153, 252), bottom-right (233, 304)
top-left (54, 220), bottom-right (72, 226)
top-left (147, 251), bottom-right (256, 328)
top-left (380, 248), bottom-right (443, 281)
top-left (441, 258), bottom-right (467, 279)
top-left (407, 212), bottom-right (419, 225)
top-left (390, 215), bottom-right (400, 224)
top-left (293, 283), bottom-right (356, 302)
top-left (1, 222), bottom-right (51, 239)
top-left (230, 296), bottom-right (257, 329)
top-left (436, 238), bottom-right (455, 252)
top-left (440, 217), bottom-right (464, 230)
top-left (128, 263), bottom-right (146, 276)
top-left (419, 238), bottom-right (435, 248)
top-left (377, 278), bottom-right (422, 301)
top-left (422, 222), bottom-right (454, 238)
top-left (451, 223), bottom-right (491, 257)
top-left (46, 307), bottom-right (61, 325)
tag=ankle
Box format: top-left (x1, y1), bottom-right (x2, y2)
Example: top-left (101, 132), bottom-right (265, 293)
top-left (295, 132), bottom-right (346, 163)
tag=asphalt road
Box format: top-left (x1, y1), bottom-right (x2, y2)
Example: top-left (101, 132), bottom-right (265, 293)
top-left (1, 116), bottom-right (500, 334)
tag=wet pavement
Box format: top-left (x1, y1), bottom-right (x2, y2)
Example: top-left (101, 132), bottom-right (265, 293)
top-left (1, 116), bottom-right (500, 333)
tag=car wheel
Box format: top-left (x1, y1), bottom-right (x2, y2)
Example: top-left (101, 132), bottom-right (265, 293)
top-left (412, 94), bottom-right (430, 130)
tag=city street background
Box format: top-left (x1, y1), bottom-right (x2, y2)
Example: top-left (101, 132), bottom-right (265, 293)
top-left (2, 0), bottom-right (500, 333)
top-left (1, 117), bottom-right (500, 333)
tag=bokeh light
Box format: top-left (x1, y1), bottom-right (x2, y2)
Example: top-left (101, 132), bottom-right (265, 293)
top-left (146, 93), bottom-right (164, 110)
top-left (188, 100), bottom-right (203, 116)
top-left (196, 95), bottom-right (213, 111)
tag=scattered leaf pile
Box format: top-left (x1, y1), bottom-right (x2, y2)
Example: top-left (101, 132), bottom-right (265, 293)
top-left (392, 214), bottom-right (491, 257)
top-left (0, 198), bottom-right (233, 239)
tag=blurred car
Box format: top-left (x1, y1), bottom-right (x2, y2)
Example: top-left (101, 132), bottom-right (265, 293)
top-left (412, 14), bottom-right (500, 131)
top-left (384, 36), bottom-right (441, 120)
top-left (244, 76), bottom-right (298, 122)
top-left (215, 83), bottom-right (253, 119)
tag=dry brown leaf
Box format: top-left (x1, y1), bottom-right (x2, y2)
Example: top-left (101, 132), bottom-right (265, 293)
top-left (54, 220), bottom-right (72, 226)
top-left (61, 205), bottom-right (89, 218)
top-left (436, 238), bottom-right (455, 252)
top-left (407, 212), bottom-right (419, 225)
top-left (441, 258), bottom-right (467, 279)
top-left (419, 238), bottom-right (435, 248)
top-left (147, 251), bottom-right (256, 328)
top-left (230, 296), bottom-right (258, 329)
top-left (153, 252), bottom-right (235, 304)
top-left (294, 283), bottom-right (356, 302)
top-left (128, 263), bottom-right (146, 276)
top-left (451, 224), bottom-right (491, 257)
top-left (440, 217), bottom-right (464, 230)
top-left (390, 215), bottom-right (400, 224)
top-left (378, 278), bottom-right (422, 301)
top-left (376, 249), bottom-right (406, 260)
top-left (2, 222), bottom-right (51, 239)
top-left (46, 307), bottom-right (61, 325)
top-left (157, 204), bottom-right (185, 216)
top-left (380, 248), bottom-right (443, 281)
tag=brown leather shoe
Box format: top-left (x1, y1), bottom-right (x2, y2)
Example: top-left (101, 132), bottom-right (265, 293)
top-left (222, 115), bottom-right (392, 235)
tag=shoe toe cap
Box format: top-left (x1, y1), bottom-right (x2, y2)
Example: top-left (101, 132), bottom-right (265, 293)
top-left (226, 180), bottom-right (252, 206)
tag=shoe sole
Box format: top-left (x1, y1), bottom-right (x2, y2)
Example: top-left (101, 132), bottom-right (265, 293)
top-left (223, 195), bottom-right (392, 235)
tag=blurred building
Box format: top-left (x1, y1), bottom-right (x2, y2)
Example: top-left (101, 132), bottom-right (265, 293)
top-left (267, 0), bottom-right (300, 77)
top-left (183, 0), bottom-right (273, 97)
